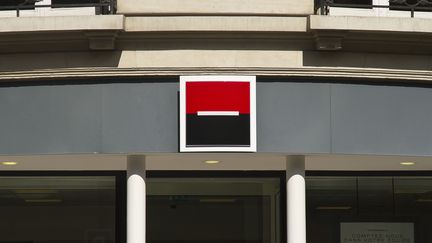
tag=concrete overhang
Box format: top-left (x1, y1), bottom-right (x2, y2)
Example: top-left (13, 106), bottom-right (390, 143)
top-left (0, 15), bottom-right (310, 53)
top-left (0, 154), bottom-right (431, 171)
top-left (0, 15), bottom-right (125, 51)
top-left (309, 15), bottom-right (432, 53)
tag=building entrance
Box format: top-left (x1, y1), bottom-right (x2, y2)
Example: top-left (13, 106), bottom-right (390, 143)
top-left (147, 172), bottom-right (284, 243)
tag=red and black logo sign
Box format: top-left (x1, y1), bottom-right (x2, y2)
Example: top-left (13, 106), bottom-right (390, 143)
top-left (180, 76), bottom-right (256, 152)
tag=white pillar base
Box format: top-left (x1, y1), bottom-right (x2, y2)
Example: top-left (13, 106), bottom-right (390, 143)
top-left (286, 155), bottom-right (306, 243)
top-left (127, 155), bottom-right (146, 243)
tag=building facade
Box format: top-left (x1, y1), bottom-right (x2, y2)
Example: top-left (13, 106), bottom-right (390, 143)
top-left (0, 0), bottom-right (432, 243)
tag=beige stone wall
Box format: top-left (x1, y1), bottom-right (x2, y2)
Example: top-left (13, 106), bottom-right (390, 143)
top-left (117, 0), bottom-right (314, 16)
top-left (1, 14), bottom-right (432, 83)
top-left (310, 15), bottom-right (432, 34)
top-left (0, 15), bottom-right (123, 33)
top-left (125, 16), bottom-right (307, 32)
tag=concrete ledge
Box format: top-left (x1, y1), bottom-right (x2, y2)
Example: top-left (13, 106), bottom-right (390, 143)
top-left (125, 16), bottom-right (308, 32)
top-left (310, 15), bottom-right (432, 34)
top-left (0, 15), bottom-right (124, 33)
top-left (2, 67), bottom-right (432, 83)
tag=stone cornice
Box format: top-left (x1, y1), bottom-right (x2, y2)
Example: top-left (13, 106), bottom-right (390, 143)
top-left (1, 67), bottom-right (432, 84)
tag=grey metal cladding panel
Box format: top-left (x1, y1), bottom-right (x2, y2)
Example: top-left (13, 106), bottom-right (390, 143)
top-left (257, 82), bottom-right (331, 153)
top-left (0, 85), bottom-right (101, 154)
top-left (101, 83), bottom-right (179, 153)
top-left (331, 84), bottom-right (432, 155)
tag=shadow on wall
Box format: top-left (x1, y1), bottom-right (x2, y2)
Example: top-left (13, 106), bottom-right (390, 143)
top-left (303, 51), bottom-right (432, 71)
top-left (0, 51), bottom-right (122, 72)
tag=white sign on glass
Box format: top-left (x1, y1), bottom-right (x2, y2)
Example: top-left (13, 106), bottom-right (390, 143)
top-left (341, 222), bottom-right (414, 243)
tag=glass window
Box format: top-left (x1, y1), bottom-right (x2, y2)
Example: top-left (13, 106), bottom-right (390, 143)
top-left (394, 177), bottom-right (432, 242)
top-left (51, 0), bottom-right (110, 14)
top-left (358, 177), bottom-right (393, 216)
top-left (51, 0), bottom-right (101, 8)
top-left (51, 0), bottom-right (99, 9)
top-left (333, 0), bottom-right (372, 8)
top-left (0, 0), bottom-right (35, 10)
top-left (307, 175), bottom-right (432, 243)
top-left (52, 0), bottom-right (99, 4)
top-left (0, 175), bottom-right (120, 243)
top-left (147, 176), bottom-right (283, 243)
top-left (334, 0), bottom-right (371, 4)
top-left (390, 0), bottom-right (432, 12)
top-left (306, 177), bottom-right (357, 243)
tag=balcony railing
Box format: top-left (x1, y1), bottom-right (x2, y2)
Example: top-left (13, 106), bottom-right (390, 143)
top-left (0, 0), bottom-right (116, 17)
top-left (316, 0), bottom-right (432, 17)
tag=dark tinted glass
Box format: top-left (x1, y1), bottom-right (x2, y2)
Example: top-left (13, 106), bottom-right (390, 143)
top-left (147, 177), bottom-right (282, 243)
top-left (0, 0), bottom-right (35, 10)
top-left (307, 176), bottom-right (432, 243)
top-left (333, 0), bottom-right (372, 5)
top-left (52, 0), bottom-right (99, 4)
top-left (51, 0), bottom-right (99, 8)
top-left (306, 177), bottom-right (357, 243)
top-left (358, 177), bottom-right (393, 216)
top-left (0, 176), bottom-right (117, 243)
top-left (390, 0), bottom-right (432, 11)
top-left (0, 0), bottom-right (32, 5)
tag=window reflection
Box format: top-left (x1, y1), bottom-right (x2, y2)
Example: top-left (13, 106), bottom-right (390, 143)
top-left (147, 177), bottom-right (281, 243)
top-left (307, 176), bottom-right (432, 243)
top-left (0, 176), bottom-right (117, 243)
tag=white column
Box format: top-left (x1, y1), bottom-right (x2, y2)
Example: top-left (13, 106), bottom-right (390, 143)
top-left (286, 156), bottom-right (306, 243)
top-left (127, 155), bottom-right (146, 243)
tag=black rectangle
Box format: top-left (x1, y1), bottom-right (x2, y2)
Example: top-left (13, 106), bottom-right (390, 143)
top-left (186, 114), bottom-right (250, 146)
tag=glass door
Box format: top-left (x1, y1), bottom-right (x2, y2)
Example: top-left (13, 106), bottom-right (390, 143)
top-left (147, 173), bottom-right (284, 243)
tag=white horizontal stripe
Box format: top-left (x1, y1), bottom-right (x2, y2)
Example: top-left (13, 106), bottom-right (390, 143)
top-left (197, 111), bottom-right (240, 116)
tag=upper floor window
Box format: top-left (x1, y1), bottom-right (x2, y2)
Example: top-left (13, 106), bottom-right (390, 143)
top-left (0, 0), bottom-right (115, 16)
top-left (51, 0), bottom-right (112, 14)
top-left (333, 0), bottom-right (372, 7)
top-left (52, 0), bottom-right (99, 7)
top-left (0, 0), bottom-right (36, 10)
top-left (317, 0), bottom-right (432, 18)
top-left (389, 0), bottom-right (432, 12)
top-left (0, 173), bottom-right (123, 243)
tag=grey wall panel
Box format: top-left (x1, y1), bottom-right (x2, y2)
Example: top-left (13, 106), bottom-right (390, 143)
top-left (2, 81), bottom-right (432, 156)
top-left (101, 82), bottom-right (332, 153)
top-left (101, 83), bottom-right (179, 153)
top-left (331, 84), bottom-right (432, 155)
top-left (0, 85), bottom-right (101, 154)
top-left (257, 83), bottom-right (331, 153)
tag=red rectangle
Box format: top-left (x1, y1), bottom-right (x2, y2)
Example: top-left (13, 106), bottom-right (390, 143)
top-left (186, 81), bottom-right (250, 114)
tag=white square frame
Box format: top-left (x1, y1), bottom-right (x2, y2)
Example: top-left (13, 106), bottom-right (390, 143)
top-left (180, 75), bottom-right (257, 152)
